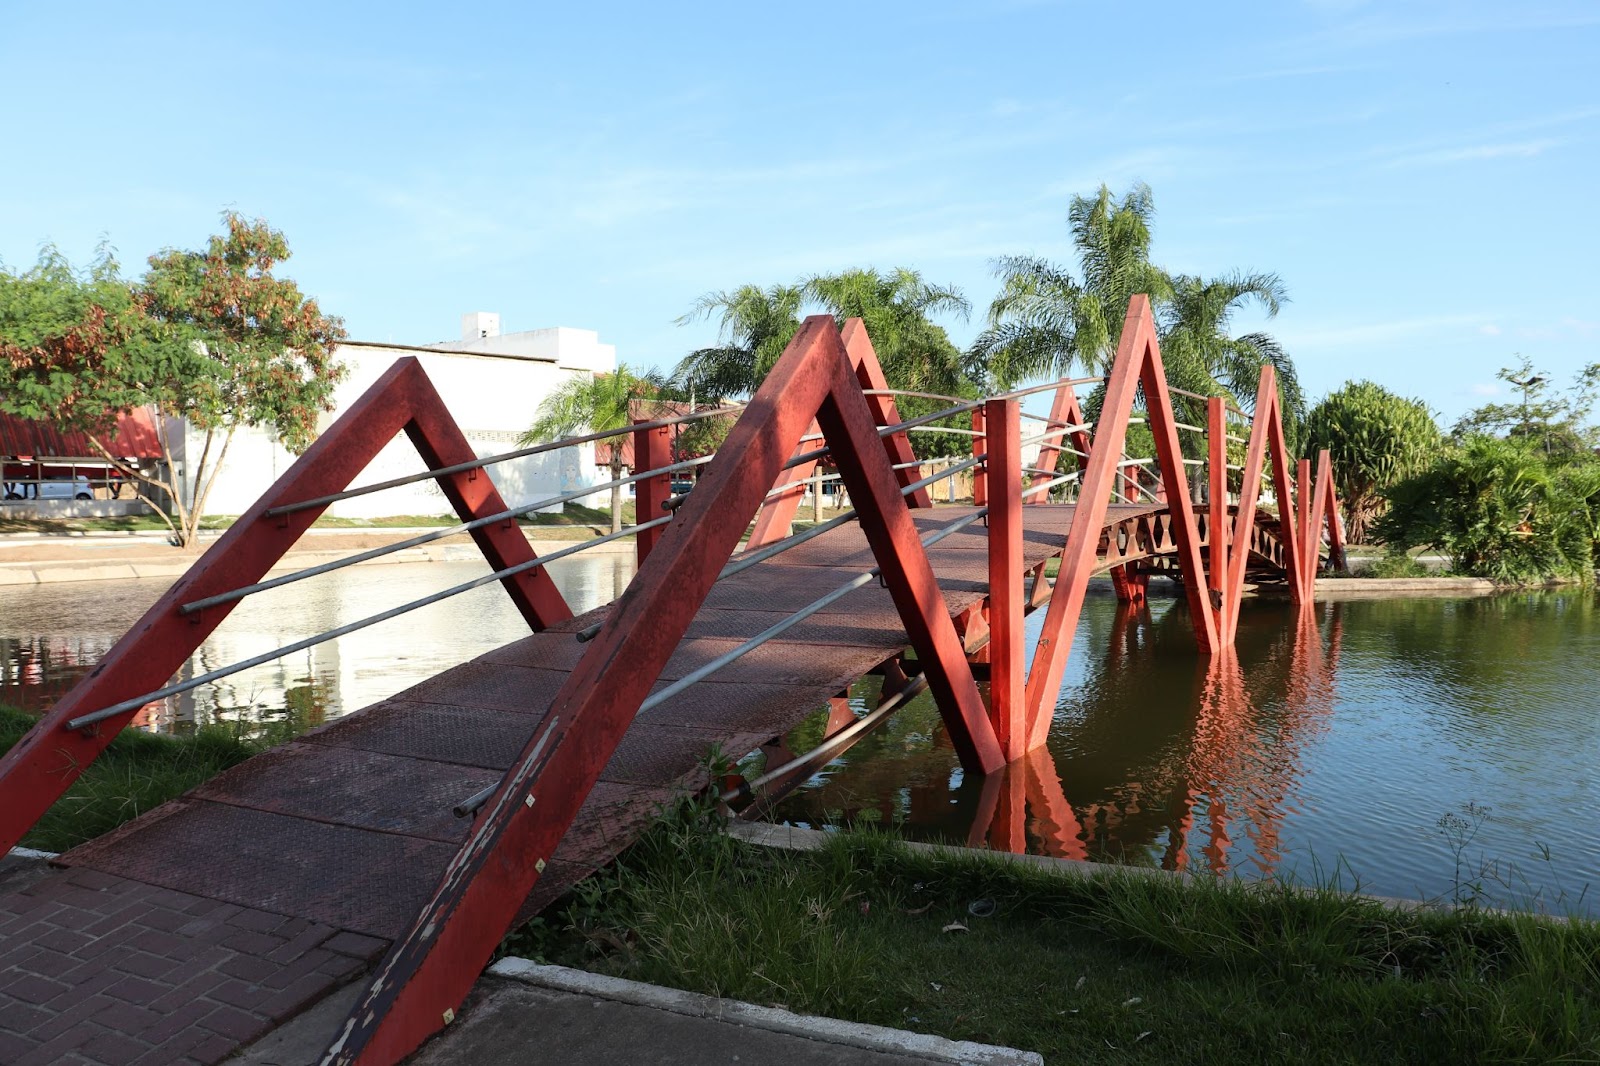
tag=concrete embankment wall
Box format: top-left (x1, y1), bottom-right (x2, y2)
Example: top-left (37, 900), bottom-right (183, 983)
top-left (0, 530), bottom-right (632, 586)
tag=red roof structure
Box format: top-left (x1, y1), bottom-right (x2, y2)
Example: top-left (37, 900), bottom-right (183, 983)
top-left (0, 408), bottom-right (164, 460)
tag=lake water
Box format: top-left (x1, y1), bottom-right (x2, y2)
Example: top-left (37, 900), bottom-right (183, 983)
top-left (768, 590), bottom-right (1600, 916)
top-left (4, 560), bottom-right (1596, 914)
top-left (0, 555), bottom-right (635, 733)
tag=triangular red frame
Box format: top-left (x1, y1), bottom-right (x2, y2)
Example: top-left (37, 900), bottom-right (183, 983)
top-left (0, 357), bottom-right (572, 854)
top-left (327, 315), bottom-right (1007, 1064)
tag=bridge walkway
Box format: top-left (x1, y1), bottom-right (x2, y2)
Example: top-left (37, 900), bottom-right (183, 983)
top-left (0, 502), bottom-right (1148, 1066)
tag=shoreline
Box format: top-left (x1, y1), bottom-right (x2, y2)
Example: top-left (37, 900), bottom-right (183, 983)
top-left (0, 528), bottom-right (634, 586)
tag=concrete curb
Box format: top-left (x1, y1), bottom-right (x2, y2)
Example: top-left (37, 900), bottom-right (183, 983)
top-left (489, 958), bottom-right (1043, 1066)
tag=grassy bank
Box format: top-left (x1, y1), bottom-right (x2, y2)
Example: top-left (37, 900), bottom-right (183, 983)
top-left (0, 706), bottom-right (260, 853)
top-left (511, 809), bottom-right (1600, 1064)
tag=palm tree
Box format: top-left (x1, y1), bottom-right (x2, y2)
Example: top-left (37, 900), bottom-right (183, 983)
top-left (672, 284), bottom-right (804, 400)
top-left (521, 363), bottom-right (668, 533)
top-left (971, 183), bottom-right (1172, 387)
top-left (1158, 270), bottom-right (1303, 452)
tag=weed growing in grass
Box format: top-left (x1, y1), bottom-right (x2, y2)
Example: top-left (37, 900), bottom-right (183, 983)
top-left (508, 813), bottom-right (1600, 1063)
top-left (1433, 801), bottom-right (1591, 916)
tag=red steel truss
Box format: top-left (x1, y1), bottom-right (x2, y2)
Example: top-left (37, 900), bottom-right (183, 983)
top-left (0, 358), bottom-right (571, 855)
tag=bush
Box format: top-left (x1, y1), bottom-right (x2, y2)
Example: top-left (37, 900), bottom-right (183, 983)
top-left (1376, 435), bottom-right (1598, 583)
top-left (1305, 381), bottom-right (1439, 543)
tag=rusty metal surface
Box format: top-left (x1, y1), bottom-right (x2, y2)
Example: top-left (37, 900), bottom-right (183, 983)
top-left (638, 680), bottom-right (843, 735)
top-left (59, 800), bottom-right (456, 940)
top-left (396, 660), bottom-right (577, 714)
top-left (551, 783), bottom-right (683, 868)
top-left (600, 725), bottom-right (771, 786)
top-left (683, 609), bottom-right (908, 649)
top-left (660, 638), bottom-right (890, 688)
top-left (191, 742), bottom-right (500, 843)
top-left (301, 700), bottom-right (541, 770)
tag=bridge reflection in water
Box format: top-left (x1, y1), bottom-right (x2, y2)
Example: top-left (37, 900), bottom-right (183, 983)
top-left (772, 597), bottom-right (1343, 879)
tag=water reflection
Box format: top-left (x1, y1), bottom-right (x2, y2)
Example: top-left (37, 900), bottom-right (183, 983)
top-left (0, 553), bottom-right (635, 734)
top-left (773, 590), bottom-right (1600, 914)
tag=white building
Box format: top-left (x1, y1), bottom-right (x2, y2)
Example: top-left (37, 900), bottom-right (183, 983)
top-left (178, 313), bottom-right (618, 520)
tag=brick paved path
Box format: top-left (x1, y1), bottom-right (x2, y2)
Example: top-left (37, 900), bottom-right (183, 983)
top-left (0, 506), bottom-right (1096, 1064)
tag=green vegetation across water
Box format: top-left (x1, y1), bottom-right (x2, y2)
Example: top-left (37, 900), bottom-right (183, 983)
top-left (0, 705), bottom-right (262, 853)
top-left (511, 807), bottom-right (1600, 1064)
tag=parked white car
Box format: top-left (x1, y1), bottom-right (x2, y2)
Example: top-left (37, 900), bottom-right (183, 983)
top-left (3, 476), bottom-right (94, 501)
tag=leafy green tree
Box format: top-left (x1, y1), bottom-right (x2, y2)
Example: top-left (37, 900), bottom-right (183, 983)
top-left (0, 214), bottom-right (346, 547)
top-left (1451, 354), bottom-right (1600, 458)
top-left (520, 363), bottom-right (670, 533)
top-left (139, 213), bottom-right (347, 539)
top-left (1304, 381), bottom-right (1440, 543)
top-left (1376, 435), bottom-right (1596, 582)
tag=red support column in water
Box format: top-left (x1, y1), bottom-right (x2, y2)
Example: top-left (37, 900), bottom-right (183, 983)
top-left (1207, 397), bottom-right (1230, 641)
top-left (984, 399), bottom-right (1026, 761)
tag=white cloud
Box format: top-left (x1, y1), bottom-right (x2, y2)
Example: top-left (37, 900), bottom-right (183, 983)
top-left (1478, 324), bottom-right (1502, 336)
top-left (1382, 139), bottom-right (1560, 169)
top-left (1469, 382), bottom-right (1501, 396)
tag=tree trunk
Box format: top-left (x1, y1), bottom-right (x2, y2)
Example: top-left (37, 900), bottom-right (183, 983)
top-left (186, 428), bottom-right (235, 551)
top-left (610, 457), bottom-right (624, 535)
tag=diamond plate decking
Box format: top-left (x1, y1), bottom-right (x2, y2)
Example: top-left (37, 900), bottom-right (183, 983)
top-left (0, 503), bottom-right (1138, 1065)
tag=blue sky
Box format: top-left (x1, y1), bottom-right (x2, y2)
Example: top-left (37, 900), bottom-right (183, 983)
top-left (2, 0), bottom-right (1596, 424)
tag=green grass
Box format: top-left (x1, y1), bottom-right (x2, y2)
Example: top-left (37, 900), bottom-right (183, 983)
top-left (509, 809), bottom-right (1600, 1064)
top-left (1, 706), bottom-right (266, 853)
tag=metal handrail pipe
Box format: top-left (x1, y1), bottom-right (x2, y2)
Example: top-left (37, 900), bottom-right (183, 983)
top-left (990, 376), bottom-right (1107, 403)
top-left (907, 426), bottom-right (981, 437)
top-left (64, 515), bottom-right (676, 732)
top-left (265, 406), bottom-right (745, 518)
top-left (1167, 386), bottom-right (1246, 416)
top-left (1019, 423), bottom-right (1093, 449)
top-left (184, 455), bottom-right (717, 615)
top-left (861, 389), bottom-right (969, 404)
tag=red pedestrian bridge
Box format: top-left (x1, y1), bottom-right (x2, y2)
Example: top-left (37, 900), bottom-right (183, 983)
top-left (0, 296), bottom-right (1343, 1065)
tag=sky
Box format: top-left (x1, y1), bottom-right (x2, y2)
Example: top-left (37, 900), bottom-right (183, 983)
top-left (2, 0), bottom-right (1596, 425)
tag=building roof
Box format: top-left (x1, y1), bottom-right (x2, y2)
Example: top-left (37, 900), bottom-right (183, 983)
top-left (0, 408), bottom-right (164, 460)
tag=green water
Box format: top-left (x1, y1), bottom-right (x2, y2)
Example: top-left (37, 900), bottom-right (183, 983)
top-left (770, 588), bottom-right (1600, 916)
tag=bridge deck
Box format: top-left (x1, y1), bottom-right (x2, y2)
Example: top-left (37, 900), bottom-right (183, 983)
top-left (0, 502), bottom-right (1151, 1065)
